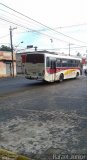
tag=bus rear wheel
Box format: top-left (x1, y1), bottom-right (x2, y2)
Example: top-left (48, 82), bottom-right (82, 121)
top-left (76, 72), bottom-right (79, 78)
top-left (59, 74), bottom-right (64, 82)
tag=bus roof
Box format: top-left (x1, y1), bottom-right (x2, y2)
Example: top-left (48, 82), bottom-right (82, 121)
top-left (45, 53), bottom-right (81, 60)
top-left (27, 52), bottom-right (81, 61)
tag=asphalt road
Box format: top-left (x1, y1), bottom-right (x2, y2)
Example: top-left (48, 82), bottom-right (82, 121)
top-left (0, 76), bottom-right (87, 160)
top-left (0, 76), bottom-right (40, 96)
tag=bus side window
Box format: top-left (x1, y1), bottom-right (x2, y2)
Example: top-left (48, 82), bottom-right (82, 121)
top-left (46, 57), bottom-right (50, 67)
top-left (51, 61), bottom-right (53, 69)
top-left (56, 59), bottom-right (61, 67)
top-left (73, 60), bottom-right (77, 67)
top-left (73, 60), bottom-right (80, 67)
top-left (53, 61), bottom-right (56, 69)
top-left (68, 60), bottom-right (73, 67)
top-left (62, 59), bottom-right (68, 67)
top-left (51, 60), bottom-right (56, 69)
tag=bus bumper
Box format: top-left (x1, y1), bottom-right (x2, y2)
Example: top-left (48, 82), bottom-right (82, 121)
top-left (25, 75), bottom-right (44, 80)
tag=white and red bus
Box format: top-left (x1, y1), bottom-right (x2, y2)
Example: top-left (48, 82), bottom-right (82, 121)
top-left (24, 52), bottom-right (82, 82)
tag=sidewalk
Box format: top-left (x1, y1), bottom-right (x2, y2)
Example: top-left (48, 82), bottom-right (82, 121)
top-left (0, 74), bottom-right (25, 80)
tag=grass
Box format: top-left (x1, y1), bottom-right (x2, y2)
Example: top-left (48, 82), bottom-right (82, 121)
top-left (0, 148), bottom-right (31, 160)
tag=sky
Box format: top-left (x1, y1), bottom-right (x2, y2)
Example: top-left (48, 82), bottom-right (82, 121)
top-left (0, 0), bottom-right (87, 55)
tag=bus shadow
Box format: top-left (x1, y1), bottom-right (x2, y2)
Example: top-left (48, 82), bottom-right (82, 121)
top-left (24, 78), bottom-right (79, 88)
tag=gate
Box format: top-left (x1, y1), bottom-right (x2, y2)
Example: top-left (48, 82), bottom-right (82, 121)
top-left (6, 63), bottom-right (12, 76)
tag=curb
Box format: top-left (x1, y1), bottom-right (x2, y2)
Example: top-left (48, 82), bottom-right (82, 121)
top-left (0, 75), bottom-right (25, 80)
top-left (0, 149), bottom-right (31, 160)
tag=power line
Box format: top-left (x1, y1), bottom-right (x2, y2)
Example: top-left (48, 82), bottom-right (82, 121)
top-left (0, 12), bottom-right (67, 43)
top-left (0, 16), bottom-right (70, 44)
top-left (0, 31), bottom-right (33, 40)
top-left (0, 8), bottom-right (41, 30)
top-left (39, 45), bottom-right (87, 51)
top-left (0, 2), bottom-right (87, 45)
top-left (0, 34), bottom-right (9, 39)
top-left (1, 8), bottom-right (87, 35)
top-left (0, 42), bottom-right (10, 45)
top-left (1, 16), bottom-right (87, 50)
top-left (55, 23), bottom-right (87, 29)
top-left (35, 22), bottom-right (87, 32)
top-left (0, 17), bottom-right (32, 31)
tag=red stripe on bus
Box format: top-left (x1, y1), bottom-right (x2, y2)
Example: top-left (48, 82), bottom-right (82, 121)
top-left (46, 67), bottom-right (80, 74)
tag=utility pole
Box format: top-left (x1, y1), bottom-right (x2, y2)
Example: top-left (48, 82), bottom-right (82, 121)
top-left (9, 26), bottom-right (17, 77)
top-left (10, 26), bottom-right (14, 77)
top-left (69, 43), bottom-right (74, 56)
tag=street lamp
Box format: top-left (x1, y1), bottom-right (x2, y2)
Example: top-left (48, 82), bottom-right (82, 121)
top-left (15, 41), bottom-right (23, 49)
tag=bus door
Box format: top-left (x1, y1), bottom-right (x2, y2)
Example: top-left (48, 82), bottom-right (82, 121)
top-left (50, 60), bottom-right (56, 81)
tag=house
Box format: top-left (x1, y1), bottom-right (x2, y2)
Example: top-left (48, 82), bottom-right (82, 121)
top-left (0, 51), bottom-right (16, 78)
top-left (16, 52), bottom-right (26, 74)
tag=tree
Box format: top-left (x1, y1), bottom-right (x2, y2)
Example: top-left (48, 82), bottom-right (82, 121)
top-left (0, 45), bottom-right (11, 51)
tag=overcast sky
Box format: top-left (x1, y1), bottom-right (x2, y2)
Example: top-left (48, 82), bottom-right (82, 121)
top-left (0, 0), bottom-right (87, 55)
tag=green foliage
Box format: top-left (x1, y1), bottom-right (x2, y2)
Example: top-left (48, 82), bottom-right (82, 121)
top-left (0, 45), bottom-right (11, 51)
top-left (17, 155), bottom-right (30, 160)
top-left (0, 149), bottom-right (31, 160)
